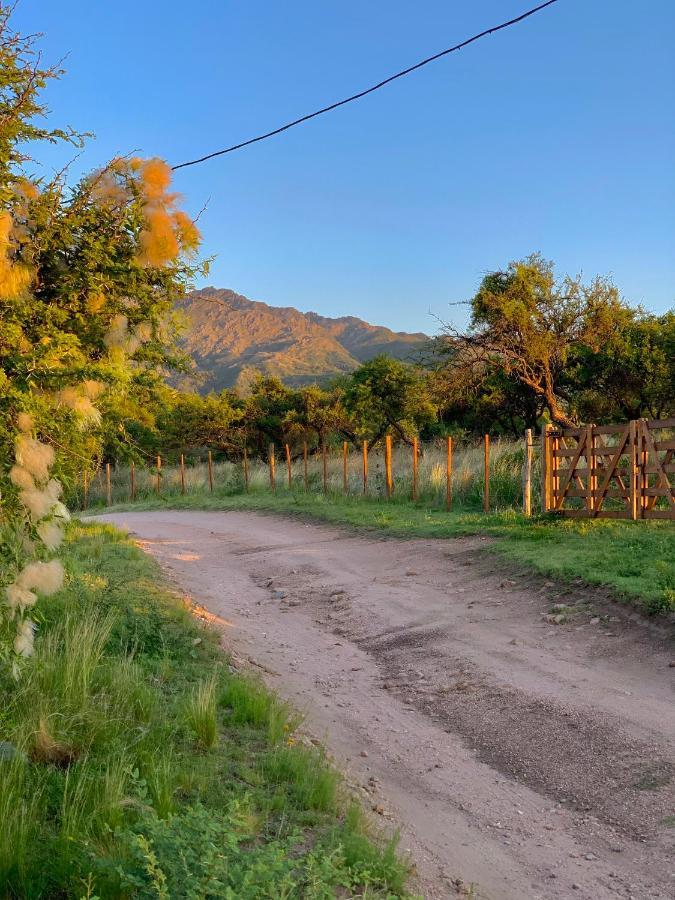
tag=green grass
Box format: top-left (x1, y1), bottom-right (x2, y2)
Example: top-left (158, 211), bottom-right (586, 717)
top-left (0, 523), bottom-right (412, 898)
top-left (97, 489), bottom-right (675, 615)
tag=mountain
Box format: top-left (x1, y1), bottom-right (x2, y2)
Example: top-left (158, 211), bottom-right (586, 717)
top-left (178, 288), bottom-right (429, 391)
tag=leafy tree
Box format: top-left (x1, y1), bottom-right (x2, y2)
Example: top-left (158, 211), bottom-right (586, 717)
top-left (156, 390), bottom-right (243, 456)
top-left (241, 375), bottom-right (296, 452)
top-left (429, 357), bottom-right (543, 438)
top-left (567, 310), bottom-right (674, 422)
top-left (0, 5), bottom-right (202, 666)
top-left (343, 355), bottom-right (436, 445)
top-left (282, 384), bottom-right (354, 451)
top-left (441, 255), bottom-right (632, 427)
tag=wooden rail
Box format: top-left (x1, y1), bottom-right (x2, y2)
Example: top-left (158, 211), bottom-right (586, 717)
top-left (543, 418), bottom-right (675, 520)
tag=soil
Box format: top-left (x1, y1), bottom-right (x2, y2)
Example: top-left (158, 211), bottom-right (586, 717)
top-left (97, 510), bottom-right (675, 900)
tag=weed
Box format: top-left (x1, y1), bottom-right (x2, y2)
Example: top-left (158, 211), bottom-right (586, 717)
top-left (184, 674), bottom-right (219, 749)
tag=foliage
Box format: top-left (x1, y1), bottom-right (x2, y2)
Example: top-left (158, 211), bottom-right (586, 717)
top-left (342, 355), bottom-right (437, 446)
top-left (568, 310), bottom-right (675, 422)
top-left (0, 4), bottom-right (203, 667)
top-left (436, 254), bottom-right (672, 428)
top-left (0, 523), bottom-right (411, 897)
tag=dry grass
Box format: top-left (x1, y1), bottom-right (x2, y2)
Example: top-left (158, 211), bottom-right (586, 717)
top-left (84, 438), bottom-right (536, 512)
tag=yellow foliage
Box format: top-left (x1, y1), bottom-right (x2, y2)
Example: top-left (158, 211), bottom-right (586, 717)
top-left (17, 412), bottom-right (34, 433)
top-left (137, 207), bottom-right (180, 267)
top-left (173, 210), bottom-right (201, 252)
top-left (86, 291), bottom-right (106, 313)
top-left (0, 211), bottom-right (32, 300)
top-left (82, 379), bottom-right (104, 399)
top-left (139, 158), bottom-right (173, 202)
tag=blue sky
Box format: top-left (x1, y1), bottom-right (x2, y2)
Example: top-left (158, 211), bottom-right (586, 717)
top-left (16, 1), bottom-right (675, 334)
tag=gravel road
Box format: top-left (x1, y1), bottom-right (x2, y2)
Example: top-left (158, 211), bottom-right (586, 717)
top-left (97, 510), bottom-right (675, 900)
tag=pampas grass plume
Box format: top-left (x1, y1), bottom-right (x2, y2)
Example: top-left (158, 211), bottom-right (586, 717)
top-left (5, 584), bottom-right (37, 615)
top-left (15, 435), bottom-right (54, 483)
top-left (17, 412), bottom-right (34, 433)
top-left (14, 619), bottom-right (35, 657)
top-left (10, 465), bottom-right (35, 491)
top-left (17, 559), bottom-right (64, 596)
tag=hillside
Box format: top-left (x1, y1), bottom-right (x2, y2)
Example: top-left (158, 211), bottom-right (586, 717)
top-left (178, 288), bottom-right (429, 390)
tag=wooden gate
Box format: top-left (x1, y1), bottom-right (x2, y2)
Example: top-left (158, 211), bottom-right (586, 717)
top-left (541, 418), bottom-right (675, 520)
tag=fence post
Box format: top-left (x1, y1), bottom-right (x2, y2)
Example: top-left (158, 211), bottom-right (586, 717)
top-left (243, 448), bottom-right (249, 492)
top-left (362, 440), bottom-right (368, 495)
top-left (180, 453), bottom-right (186, 495)
top-left (584, 424), bottom-right (594, 515)
top-left (303, 442), bottom-right (308, 490)
top-left (343, 441), bottom-right (348, 494)
top-left (130, 461), bottom-right (136, 501)
top-left (106, 463), bottom-right (112, 506)
top-left (207, 450), bottom-right (213, 493)
top-left (412, 437), bottom-right (418, 501)
top-left (638, 418), bottom-right (648, 519)
top-left (446, 436), bottom-right (453, 511)
top-left (156, 455), bottom-right (161, 495)
top-left (385, 435), bottom-right (393, 498)
top-left (628, 420), bottom-right (638, 520)
top-left (540, 425), bottom-right (552, 513)
top-left (483, 434), bottom-right (490, 513)
top-left (82, 470), bottom-right (89, 510)
top-left (522, 429), bottom-right (533, 517)
top-left (285, 443), bottom-right (292, 488)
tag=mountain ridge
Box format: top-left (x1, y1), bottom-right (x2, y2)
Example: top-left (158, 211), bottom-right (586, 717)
top-left (178, 288), bottom-right (429, 391)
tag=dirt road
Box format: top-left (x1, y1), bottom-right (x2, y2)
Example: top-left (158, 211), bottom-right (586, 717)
top-left (98, 510), bottom-right (674, 900)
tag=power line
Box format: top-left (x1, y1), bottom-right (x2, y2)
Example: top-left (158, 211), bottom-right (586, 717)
top-left (172, 0), bottom-right (560, 171)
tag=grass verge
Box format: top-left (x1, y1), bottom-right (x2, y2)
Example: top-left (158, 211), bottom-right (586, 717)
top-left (0, 522), bottom-right (411, 898)
top-left (96, 490), bottom-right (675, 615)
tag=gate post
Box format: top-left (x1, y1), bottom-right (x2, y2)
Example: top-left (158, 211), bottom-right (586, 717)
top-left (540, 424), bottom-right (553, 513)
top-left (628, 420), bottom-right (638, 520)
top-left (522, 428), bottom-right (533, 517)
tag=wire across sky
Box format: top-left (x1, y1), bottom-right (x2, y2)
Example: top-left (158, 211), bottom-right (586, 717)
top-left (171, 0), bottom-right (561, 171)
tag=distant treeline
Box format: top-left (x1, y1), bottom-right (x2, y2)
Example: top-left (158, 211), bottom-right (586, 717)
top-left (102, 256), bottom-right (674, 464)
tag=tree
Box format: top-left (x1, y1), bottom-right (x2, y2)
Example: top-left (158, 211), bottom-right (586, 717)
top-left (0, 5), bottom-right (202, 667)
top-left (155, 391), bottom-right (243, 456)
top-left (282, 384), bottom-right (354, 451)
top-left (567, 310), bottom-right (675, 422)
top-left (241, 375), bottom-right (296, 452)
top-left (441, 255), bottom-right (632, 427)
top-left (342, 356), bottom-right (437, 445)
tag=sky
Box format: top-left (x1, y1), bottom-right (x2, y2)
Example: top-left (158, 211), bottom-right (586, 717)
top-left (14, 0), bottom-right (675, 334)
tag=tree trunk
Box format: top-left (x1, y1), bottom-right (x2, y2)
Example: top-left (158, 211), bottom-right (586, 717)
top-left (546, 390), bottom-right (577, 428)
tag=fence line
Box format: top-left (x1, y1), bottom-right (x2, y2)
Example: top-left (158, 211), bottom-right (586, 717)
top-left (82, 421), bottom-right (673, 521)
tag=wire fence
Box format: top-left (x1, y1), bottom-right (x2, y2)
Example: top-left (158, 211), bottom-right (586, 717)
top-left (78, 434), bottom-right (541, 514)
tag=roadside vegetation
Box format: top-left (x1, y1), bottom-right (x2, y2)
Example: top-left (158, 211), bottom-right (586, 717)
top-left (0, 521), bottom-right (410, 898)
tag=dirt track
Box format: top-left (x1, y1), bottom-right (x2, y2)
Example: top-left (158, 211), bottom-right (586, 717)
top-left (98, 510), bottom-right (675, 900)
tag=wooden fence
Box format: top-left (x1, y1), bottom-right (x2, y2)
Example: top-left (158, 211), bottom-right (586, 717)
top-left (541, 418), bottom-right (675, 520)
top-left (83, 419), bottom-right (674, 522)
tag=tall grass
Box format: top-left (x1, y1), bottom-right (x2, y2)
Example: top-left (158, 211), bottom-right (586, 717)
top-left (83, 437), bottom-right (539, 511)
top-left (184, 674), bottom-right (219, 749)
